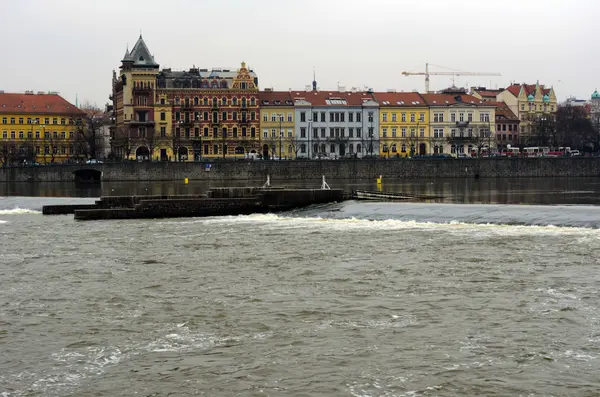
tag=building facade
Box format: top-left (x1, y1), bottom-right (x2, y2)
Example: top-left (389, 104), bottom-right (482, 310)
top-left (421, 92), bottom-right (496, 156)
top-left (492, 102), bottom-right (520, 149)
top-left (374, 92), bottom-right (429, 157)
top-left (294, 89), bottom-right (379, 159)
top-left (0, 91), bottom-right (83, 165)
top-left (112, 35), bottom-right (260, 161)
top-left (259, 90), bottom-right (295, 159)
top-left (496, 83), bottom-right (557, 145)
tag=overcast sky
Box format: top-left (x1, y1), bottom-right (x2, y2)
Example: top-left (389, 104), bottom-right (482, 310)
top-left (1, 0), bottom-right (597, 107)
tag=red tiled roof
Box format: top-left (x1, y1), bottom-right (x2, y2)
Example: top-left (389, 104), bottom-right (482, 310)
top-left (258, 90), bottom-right (294, 106)
top-left (291, 90), bottom-right (376, 106)
top-left (373, 92), bottom-right (426, 107)
top-left (474, 89), bottom-right (502, 98)
top-left (0, 92), bottom-right (83, 116)
top-left (420, 93), bottom-right (493, 106)
top-left (505, 84), bottom-right (551, 98)
top-left (488, 101), bottom-right (519, 121)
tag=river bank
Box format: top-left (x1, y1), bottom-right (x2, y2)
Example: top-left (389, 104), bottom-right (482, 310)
top-left (1, 157), bottom-right (600, 183)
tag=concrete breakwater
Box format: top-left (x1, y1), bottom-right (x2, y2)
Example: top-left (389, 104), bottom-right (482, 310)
top-left (43, 188), bottom-right (345, 221)
top-left (3, 157), bottom-right (600, 183)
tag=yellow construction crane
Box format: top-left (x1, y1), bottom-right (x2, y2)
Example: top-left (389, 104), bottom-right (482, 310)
top-left (402, 63), bottom-right (501, 93)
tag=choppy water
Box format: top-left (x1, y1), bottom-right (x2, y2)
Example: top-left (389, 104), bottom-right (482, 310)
top-left (2, 187), bottom-right (600, 396)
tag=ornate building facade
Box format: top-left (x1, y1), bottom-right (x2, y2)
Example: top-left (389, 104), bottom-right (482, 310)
top-left (112, 35), bottom-right (260, 161)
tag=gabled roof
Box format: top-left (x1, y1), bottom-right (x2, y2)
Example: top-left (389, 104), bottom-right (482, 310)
top-left (420, 93), bottom-right (493, 107)
top-left (292, 90), bottom-right (377, 106)
top-left (488, 101), bottom-right (519, 121)
top-left (373, 92), bottom-right (426, 107)
top-left (125, 35), bottom-right (159, 68)
top-left (505, 83), bottom-right (551, 98)
top-left (473, 89), bottom-right (503, 99)
top-left (0, 92), bottom-right (83, 116)
top-left (259, 91), bottom-right (294, 106)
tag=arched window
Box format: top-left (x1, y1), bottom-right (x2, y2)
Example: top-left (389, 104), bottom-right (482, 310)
top-left (202, 80), bottom-right (209, 88)
top-left (203, 97), bottom-right (208, 106)
top-left (232, 97), bottom-right (238, 106)
top-left (300, 143), bottom-right (306, 153)
top-left (391, 143), bottom-right (397, 153)
top-left (221, 80), bottom-right (228, 88)
top-left (212, 97), bottom-right (218, 107)
top-left (175, 97), bottom-right (180, 105)
top-left (241, 97), bottom-right (247, 108)
top-left (193, 97), bottom-right (199, 105)
top-left (211, 80), bottom-right (218, 88)
top-left (357, 144), bottom-right (362, 154)
top-left (349, 143), bottom-right (354, 153)
top-left (250, 97), bottom-right (256, 106)
top-left (401, 144), bottom-right (406, 153)
top-left (221, 97), bottom-right (227, 106)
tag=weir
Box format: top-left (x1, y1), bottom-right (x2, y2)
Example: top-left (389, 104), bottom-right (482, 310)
top-left (42, 188), bottom-right (344, 221)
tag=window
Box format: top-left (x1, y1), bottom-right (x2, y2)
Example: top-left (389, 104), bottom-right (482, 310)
top-left (349, 144), bottom-right (354, 153)
top-left (329, 128), bottom-right (334, 138)
top-left (160, 127), bottom-right (166, 137)
top-left (160, 112), bottom-right (166, 121)
top-left (410, 129), bottom-right (415, 137)
top-left (420, 128), bottom-right (425, 138)
top-left (300, 127), bottom-right (306, 138)
top-left (410, 113), bottom-right (415, 122)
top-left (19, 118), bottom-right (24, 124)
top-left (391, 144), bottom-right (397, 153)
top-left (401, 144), bottom-right (406, 153)
top-left (401, 113), bottom-right (406, 122)
top-left (349, 113), bottom-right (354, 122)
top-left (271, 129), bottom-right (276, 138)
top-left (222, 112), bottom-right (228, 121)
top-left (480, 113), bottom-right (490, 122)
top-left (321, 128), bottom-right (326, 138)
top-left (300, 112), bottom-right (306, 122)
top-left (1, 117), bottom-right (6, 124)
top-left (330, 144), bottom-right (335, 153)
top-left (288, 113), bottom-right (293, 122)
top-left (459, 113), bottom-right (464, 122)
top-left (356, 112), bottom-right (362, 122)
top-left (263, 129), bottom-right (268, 138)
top-left (2, 131), bottom-right (6, 139)
top-left (35, 131), bottom-right (40, 139)
top-left (313, 128), bottom-right (318, 138)
top-left (288, 130), bottom-right (293, 138)
top-left (382, 113), bottom-right (388, 122)
top-left (434, 128), bottom-right (444, 138)
top-left (392, 113), bottom-right (397, 122)
top-left (263, 113), bottom-right (268, 122)
top-left (10, 131), bottom-right (15, 139)
top-left (18, 131), bottom-right (23, 139)
top-left (467, 113), bottom-right (473, 122)
top-left (419, 113), bottom-right (425, 122)
top-left (356, 127), bottom-right (362, 138)
top-left (221, 97), bottom-right (227, 106)
top-left (300, 144), bottom-right (306, 153)
top-left (450, 113), bottom-right (456, 122)
top-left (60, 131), bottom-right (66, 139)
top-left (330, 113), bottom-right (335, 122)
top-left (401, 128), bottom-right (406, 137)
top-left (271, 113), bottom-right (277, 122)
top-left (368, 112), bottom-right (374, 122)
top-left (521, 104), bottom-right (525, 111)
top-left (10, 118), bottom-right (15, 124)
top-left (312, 112), bottom-right (318, 122)
top-left (251, 127), bottom-right (256, 137)
top-left (382, 128), bottom-right (387, 138)
top-left (368, 127), bottom-right (374, 138)
top-left (349, 128), bottom-right (354, 138)
top-left (392, 128), bottom-right (397, 137)
top-left (321, 112), bottom-right (326, 122)
top-left (433, 113), bottom-right (444, 123)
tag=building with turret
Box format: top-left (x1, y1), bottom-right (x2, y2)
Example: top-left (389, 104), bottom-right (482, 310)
top-left (496, 82), bottom-right (557, 146)
top-left (111, 35), bottom-right (260, 161)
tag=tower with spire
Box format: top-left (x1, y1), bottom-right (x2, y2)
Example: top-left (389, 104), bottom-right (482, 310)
top-left (312, 68), bottom-right (317, 92)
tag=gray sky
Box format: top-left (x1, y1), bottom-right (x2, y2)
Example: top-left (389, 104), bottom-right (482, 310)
top-left (1, 0), bottom-right (596, 107)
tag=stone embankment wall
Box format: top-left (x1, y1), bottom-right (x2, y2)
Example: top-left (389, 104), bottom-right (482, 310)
top-left (2, 158), bottom-right (600, 183)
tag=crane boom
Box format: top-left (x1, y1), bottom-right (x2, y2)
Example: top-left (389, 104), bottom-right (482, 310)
top-left (401, 63), bottom-right (501, 92)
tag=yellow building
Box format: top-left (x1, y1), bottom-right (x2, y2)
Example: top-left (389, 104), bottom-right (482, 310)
top-left (259, 90), bottom-right (295, 159)
top-left (375, 92), bottom-right (429, 157)
top-left (0, 91), bottom-right (83, 165)
top-left (497, 82), bottom-right (557, 145)
top-left (422, 90), bottom-right (497, 156)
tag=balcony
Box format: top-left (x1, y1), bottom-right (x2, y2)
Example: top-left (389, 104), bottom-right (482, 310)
top-left (128, 119), bottom-right (155, 127)
top-left (456, 121), bottom-right (470, 128)
top-left (211, 103), bottom-right (219, 109)
top-left (178, 119), bottom-right (194, 127)
top-left (181, 103), bottom-right (193, 110)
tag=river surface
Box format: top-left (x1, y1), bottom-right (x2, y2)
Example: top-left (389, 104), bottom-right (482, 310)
top-left (1, 178), bottom-right (600, 396)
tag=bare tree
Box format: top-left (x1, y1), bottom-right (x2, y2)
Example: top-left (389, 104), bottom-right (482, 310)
top-left (76, 103), bottom-right (104, 160)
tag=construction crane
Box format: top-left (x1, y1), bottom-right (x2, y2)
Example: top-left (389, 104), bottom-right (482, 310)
top-left (402, 63), bottom-right (501, 93)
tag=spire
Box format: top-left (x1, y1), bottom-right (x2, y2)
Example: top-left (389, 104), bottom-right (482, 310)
top-left (122, 44), bottom-right (132, 62)
top-left (128, 35), bottom-right (159, 68)
top-left (312, 67), bottom-right (317, 91)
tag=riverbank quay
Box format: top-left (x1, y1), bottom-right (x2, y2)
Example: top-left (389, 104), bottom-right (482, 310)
top-left (3, 158), bottom-right (600, 183)
top-left (42, 188), bottom-right (344, 221)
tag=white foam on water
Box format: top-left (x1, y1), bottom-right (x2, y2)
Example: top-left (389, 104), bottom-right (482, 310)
top-left (0, 208), bottom-right (42, 215)
top-left (0, 220), bottom-right (7, 224)
top-left (199, 213), bottom-right (600, 237)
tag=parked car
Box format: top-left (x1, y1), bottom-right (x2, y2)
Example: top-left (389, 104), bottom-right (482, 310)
top-left (86, 159), bottom-right (104, 164)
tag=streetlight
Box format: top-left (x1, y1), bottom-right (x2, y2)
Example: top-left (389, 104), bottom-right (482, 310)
top-left (307, 117), bottom-right (313, 160)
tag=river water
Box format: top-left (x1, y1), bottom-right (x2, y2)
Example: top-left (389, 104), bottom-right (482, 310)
top-left (2, 178), bottom-right (600, 396)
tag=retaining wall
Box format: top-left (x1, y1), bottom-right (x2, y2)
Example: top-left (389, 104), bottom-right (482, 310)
top-left (2, 158), bottom-right (600, 183)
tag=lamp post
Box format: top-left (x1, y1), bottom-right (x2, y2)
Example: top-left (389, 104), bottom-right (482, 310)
top-left (308, 117), bottom-right (313, 159)
top-left (277, 113), bottom-right (283, 160)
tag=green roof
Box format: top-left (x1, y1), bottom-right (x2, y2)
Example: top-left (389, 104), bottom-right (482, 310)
top-left (592, 90), bottom-right (600, 99)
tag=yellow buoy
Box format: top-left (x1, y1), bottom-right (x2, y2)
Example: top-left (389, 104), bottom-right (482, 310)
top-left (184, 178), bottom-right (189, 184)
top-left (376, 175), bottom-right (382, 184)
